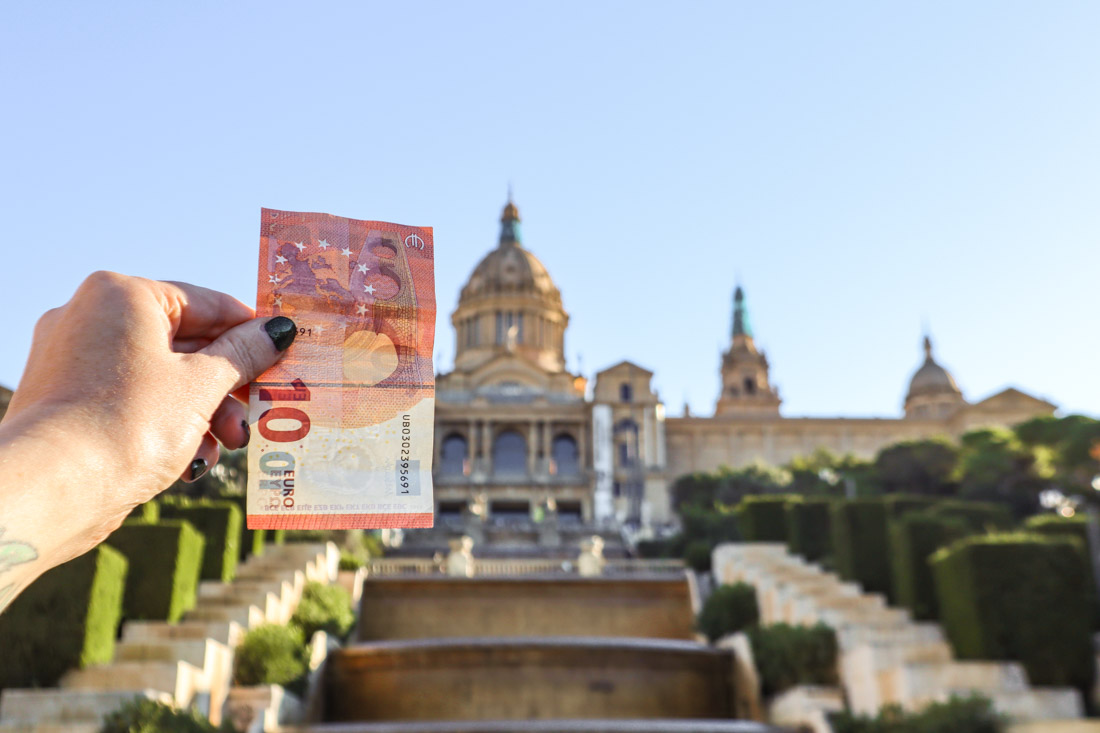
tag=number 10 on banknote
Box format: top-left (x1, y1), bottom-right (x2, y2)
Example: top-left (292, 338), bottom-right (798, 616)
top-left (247, 208), bottom-right (436, 529)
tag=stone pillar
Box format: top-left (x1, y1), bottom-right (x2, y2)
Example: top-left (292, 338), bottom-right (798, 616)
top-left (542, 421), bottom-right (553, 474)
top-left (468, 419), bottom-right (479, 476)
top-left (482, 420), bottom-right (493, 476)
top-left (577, 421), bottom-right (588, 472)
top-left (527, 420), bottom-right (537, 476)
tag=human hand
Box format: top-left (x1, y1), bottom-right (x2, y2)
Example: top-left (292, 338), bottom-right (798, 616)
top-left (2, 271), bottom-right (296, 562)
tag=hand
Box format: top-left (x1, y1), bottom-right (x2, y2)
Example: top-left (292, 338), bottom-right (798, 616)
top-left (0, 271), bottom-right (296, 578)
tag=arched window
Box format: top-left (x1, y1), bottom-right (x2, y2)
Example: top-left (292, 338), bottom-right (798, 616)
top-left (620, 382), bottom-right (633, 402)
top-left (439, 434), bottom-right (468, 475)
top-left (743, 377), bottom-right (756, 395)
top-left (551, 433), bottom-right (579, 476)
top-left (492, 430), bottom-right (527, 476)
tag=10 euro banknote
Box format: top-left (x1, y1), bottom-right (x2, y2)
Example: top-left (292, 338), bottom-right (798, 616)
top-left (247, 208), bottom-right (436, 529)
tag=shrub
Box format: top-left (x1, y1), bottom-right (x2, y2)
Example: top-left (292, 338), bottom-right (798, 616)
top-left (889, 512), bottom-right (969, 620)
top-left (1023, 513), bottom-right (1100, 627)
top-left (105, 520), bottom-right (204, 622)
top-left (127, 500), bottom-right (159, 523)
top-left (832, 496), bottom-right (937, 600)
top-left (215, 492), bottom-right (265, 562)
top-left (830, 695), bottom-right (1001, 733)
top-left (785, 497), bottom-right (834, 562)
top-left (932, 533), bottom-right (1094, 696)
top-left (99, 696), bottom-right (230, 732)
top-left (683, 541), bottom-right (713, 572)
top-left (696, 582), bottom-right (759, 642)
top-left (0, 545), bottom-right (127, 689)
top-left (680, 505), bottom-right (741, 547)
top-left (282, 529), bottom-right (334, 543)
top-left (338, 550), bottom-right (363, 571)
top-left (636, 536), bottom-right (682, 559)
top-left (233, 624), bottom-right (308, 692)
top-left (290, 581), bottom-right (355, 641)
top-left (159, 498), bottom-right (242, 582)
top-left (928, 500), bottom-right (1012, 532)
top-left (746, 623), bottom-right (838, 697)
top-left (831, 499), bottom-right (891, 595)
top-left (736, 495), bottom-right (794, 543)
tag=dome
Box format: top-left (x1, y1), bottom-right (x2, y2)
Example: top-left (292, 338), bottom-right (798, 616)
top-left (906, 336), bottom-right (962, 401)
top-left (459, 201), bottom-right (562, 307)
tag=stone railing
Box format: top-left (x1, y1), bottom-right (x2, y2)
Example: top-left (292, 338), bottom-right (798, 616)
top-left (365, 557), bottom-right (685, 578)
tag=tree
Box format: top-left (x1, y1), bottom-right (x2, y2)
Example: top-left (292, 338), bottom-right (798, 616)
top-left (955, 429), bottom-right (1045, 518)
top-left (873, 438), bottom-right (958, 496)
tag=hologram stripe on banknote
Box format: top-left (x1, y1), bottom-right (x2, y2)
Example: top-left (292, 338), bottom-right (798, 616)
top-left (246, 208), bottom-right (436, 530)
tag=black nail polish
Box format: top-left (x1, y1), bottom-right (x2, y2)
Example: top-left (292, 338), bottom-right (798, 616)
top-left (189, 458), bottom-right (208, 482)
top-left (241, 420), bottom-right (251, 447)
top-left (264, 316), bottom-right (297, 351)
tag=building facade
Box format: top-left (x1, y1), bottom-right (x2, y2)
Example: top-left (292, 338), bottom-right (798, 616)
top-left (427, 199), bottom-right (1056, 533)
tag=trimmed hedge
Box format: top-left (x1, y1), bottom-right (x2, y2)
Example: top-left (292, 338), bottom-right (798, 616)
top-left (928, 500), bottom-right (1012, 532)
top-left (684, 540), bottom-right (713, 572)
top-left (931, 533), bottom-right (1094, 694)
top-left (1023, 513), bottom-right (1099, 627)
top-left (291, 581), bottom-right (355, 641)
top-left (233, 623), bottom-right (308, 695)
top-left (831, 499), bottom-right (891, 596)
top-left (216, 492), bottom-right (266, 562)
top-left (832, 496), bottom-right (938, 600)
top-left (786, 497), bottom-right (834, 562)
top-left (160, 498), bottom-right (242, 582)
top-left (831, 695), bottom-right (1001, 733)
top-left (128, 500), bottom-right (160, 523)
top-left (101, 697), bottom-right (225, 732)
top-left (0, 545), bottom-right (127, 689)
top-left (105, 520), bottom-right (204, 622)
top-left (746, 622), bottom-right (838, 697)
top-left (736, 495), bottom-right (794, 543)
top-left (889, 511), bottom-right (970, 621)
top-left (697, 582), bottom-right (759, 642)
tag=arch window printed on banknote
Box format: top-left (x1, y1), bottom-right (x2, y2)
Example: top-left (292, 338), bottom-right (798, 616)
top-left (247, 208), bottom-right (436, 530)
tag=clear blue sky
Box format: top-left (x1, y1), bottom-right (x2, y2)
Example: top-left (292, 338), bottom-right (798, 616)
top-left (2, 2), bottom-right (1098, 419)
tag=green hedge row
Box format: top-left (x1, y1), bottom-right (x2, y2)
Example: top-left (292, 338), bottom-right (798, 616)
top-left (0, 545), bottom-right (128, 689)
top-left (216, 492), bottom-right (268, 562)
top-left (932, 533), bottom-right (1094, 695)
top-left (747, 622), bottom-right (839, 697)
top-left (160, 497), bottom-right (242, 582)
top-left (831, 496), bottom-right (938, 600)
top-left (696, 582), bottom-right (759, 642)
top-left (736, 495), bottom-right (795, 543)
top-left (785, 497), bottom-right (834, 562)
top-left (106, 520), bottom-right (204, 623)
top-left (889, 512), bottom-right (970, 620)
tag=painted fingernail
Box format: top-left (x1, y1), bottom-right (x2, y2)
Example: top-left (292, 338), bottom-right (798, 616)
top-left (264, 316), bottom-right (297, 352)
top-left (241, 420), bottom-right (251, 447)
top-left (189, 459), bottom-right (208, 482)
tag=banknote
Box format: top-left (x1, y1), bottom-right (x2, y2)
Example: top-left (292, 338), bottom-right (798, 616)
top-left (246, 208), bottom-right (436, 529)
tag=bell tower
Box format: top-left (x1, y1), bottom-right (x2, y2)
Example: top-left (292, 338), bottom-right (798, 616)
top-left (715, 286), bottom-right (781, 417)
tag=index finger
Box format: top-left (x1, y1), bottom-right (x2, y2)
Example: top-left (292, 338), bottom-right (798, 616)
top-left (155, 280), bottom-right (255, 340)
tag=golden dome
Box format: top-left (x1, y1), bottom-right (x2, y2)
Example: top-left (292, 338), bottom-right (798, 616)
top-left (459, 200), bottom-right (562, 306)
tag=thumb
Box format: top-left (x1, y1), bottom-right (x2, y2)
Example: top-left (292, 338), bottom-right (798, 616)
top-left (195, 315), bottom-right (298, 395)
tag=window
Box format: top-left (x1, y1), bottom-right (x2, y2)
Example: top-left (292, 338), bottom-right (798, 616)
top-left (744, 377), bottom-right (756, 395)
top-left (495, 311), bottom-right (504, 344)
top-left (620, 382), bottom-right (633, 402)
top-left (516, 312), bottom-right (524, 344)
top-left (438, 500), bottom-right (466, 517)
top-left (618, 442), bottom-right (631, 467)
top-left (440, 434), bottom-right (468, 475)
top-left (558, 501), bottom-right (582, 524)
top-left (551, 434), bottom-right (579, 476)
top-left (492, 430), bottom-right (527, 476)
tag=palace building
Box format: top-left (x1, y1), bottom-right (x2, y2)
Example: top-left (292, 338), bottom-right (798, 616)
top-left (421, 198), bottom-right (1056, 542)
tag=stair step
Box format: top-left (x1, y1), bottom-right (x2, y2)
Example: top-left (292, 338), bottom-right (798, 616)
top-left (0, 688), bottom-right (171, 726)
top-left (60, 660), bottom-right (206, 707)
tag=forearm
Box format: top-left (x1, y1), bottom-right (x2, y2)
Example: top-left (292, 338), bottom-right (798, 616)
top-left (0, 408), bottom-right (126, 612)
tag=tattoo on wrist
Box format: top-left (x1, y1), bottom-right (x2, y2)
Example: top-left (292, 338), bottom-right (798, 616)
top-left (0, 528), bottom-right (38, 612)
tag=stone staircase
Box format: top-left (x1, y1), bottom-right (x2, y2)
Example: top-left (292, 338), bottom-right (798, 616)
top-left (0, 542), bottom-right (338, 733)
top-left (713, 543), bottom-right (1087, 725)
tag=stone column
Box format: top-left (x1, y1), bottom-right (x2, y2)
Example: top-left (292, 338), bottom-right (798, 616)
top-left (542, 420), bottom-right (553, 475)
top-left (468, 419), bottom-right (478, 475)
top-left (578, 421), bottom-right (588, 472)
top-left (482, 420), bottom-right (493, 476)
top-left (527, 420), bottom-right (537, 476)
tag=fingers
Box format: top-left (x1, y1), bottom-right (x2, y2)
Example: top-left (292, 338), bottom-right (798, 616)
top-left (182, 432), bottom-right (220, 483)
top-left (154, 280), bottom-right (255, 340)
top-left (193, 316), bottom-right (297, 396)
top-left (210, 395), bottom-right (249, 450)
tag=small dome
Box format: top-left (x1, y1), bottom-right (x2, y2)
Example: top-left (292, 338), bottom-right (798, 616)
top-left (459, 201), bottom-right (562, 306)
top-left (906, 336), bottom-right (962, 400)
